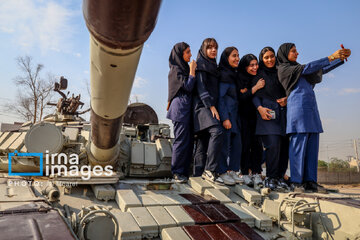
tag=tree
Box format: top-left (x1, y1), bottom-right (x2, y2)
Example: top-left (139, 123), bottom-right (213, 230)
top-left (37, 73), bottom-right (56, 121)
top-left (318, 160), bottom-right (328, 168)
top-left (7, 56), bottom-right (55, 123)
top-left (328, 157), bottom-right (350, 169)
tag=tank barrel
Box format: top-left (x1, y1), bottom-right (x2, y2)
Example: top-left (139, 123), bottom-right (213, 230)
top-left (83, 0), bottom-right (161, 165)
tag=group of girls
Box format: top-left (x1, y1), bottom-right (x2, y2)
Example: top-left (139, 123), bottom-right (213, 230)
top-left (167, 38), bottom-right (351, 192)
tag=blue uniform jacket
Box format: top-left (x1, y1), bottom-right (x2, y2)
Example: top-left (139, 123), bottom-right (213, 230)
top-left (287, 58), bottom-right (343, 134)
top-left (253, 96), bottom-right (287, 136)
top-left (218, 82), bottom-right (240, 133)
top-left (166, 75), bottom-right (195, 123)
top-left (193, 71), bottom-right (220, 132)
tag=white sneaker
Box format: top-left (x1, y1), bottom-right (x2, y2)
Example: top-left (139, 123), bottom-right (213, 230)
top-left (228, 171), bottom-right (244, 184)
top-left (253, 174), bottom-right (264, 186)
top-left (202, 170), bottom-right (216, 182)
top-left (219, 172), bottom-right (236, 186)
top-left (242, 175), bottom-right (254, 187)
top-left (215, 175), bottom-right (224, 185)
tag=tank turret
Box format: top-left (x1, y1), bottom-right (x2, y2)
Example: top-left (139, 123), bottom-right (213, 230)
top-left (0, 76), bottom-right (172, 178)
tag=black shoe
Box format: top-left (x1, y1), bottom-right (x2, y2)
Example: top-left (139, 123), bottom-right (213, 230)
top-left (290, 183), bottom-right (305, 193)
top-left (277, 178), bottom-right (289, 189)
top-left (305, 181), bottom-right (327, 194)
top-left (264, 178), bottom-right (278, 190)
top-left (173, 174), bottom-right (188, 183)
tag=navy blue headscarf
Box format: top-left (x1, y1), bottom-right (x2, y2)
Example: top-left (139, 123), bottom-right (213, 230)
top-left (257, 46), bottom-right (286, 100)
top-left (237, 54), bottom-right (260, 90)
top-left (168, 42), bottom-right (190, 102)
top-left (196, 39), bottom-right (219, 77)
top-left (218, 47), bottom-right (238, 84)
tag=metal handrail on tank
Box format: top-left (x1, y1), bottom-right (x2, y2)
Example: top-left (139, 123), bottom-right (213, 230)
top-left (278, 196), bottom-right (320, 237)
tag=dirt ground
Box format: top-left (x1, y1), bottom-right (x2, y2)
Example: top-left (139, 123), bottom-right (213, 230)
top-left (323, 183), bottom-right (360, 194)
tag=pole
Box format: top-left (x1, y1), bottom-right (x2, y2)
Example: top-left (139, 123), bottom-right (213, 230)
top-left (353, 139), bottom-right (360, 172)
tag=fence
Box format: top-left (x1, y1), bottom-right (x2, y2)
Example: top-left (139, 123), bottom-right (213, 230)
top-left (317, 168), bottom-right (360, 184)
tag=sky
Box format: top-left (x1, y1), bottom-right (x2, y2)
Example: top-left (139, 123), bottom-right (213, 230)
top-left (0, 0), bottom-right (359, 161)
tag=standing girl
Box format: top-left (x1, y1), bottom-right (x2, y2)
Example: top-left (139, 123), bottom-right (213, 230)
top-left (253, 47), bottom-right (289, 190)
top-left (277, 43), bottom-right (351, 192)
top-left (237, 54), bottom-right (265, 187)
top-left (193, 38), bottom-right (224, 183)
top-left (217, 47), bottom-right (243, 185)
top-left (167, 42), bottom-right (197, 183)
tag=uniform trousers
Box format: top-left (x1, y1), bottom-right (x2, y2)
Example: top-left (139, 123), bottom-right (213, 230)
top-left (217, 129), bottom-right (242, 174)
top-left (171, 121), bottom-right (193, 176)
top-left (289, 133), bottom-right (319, 183)
top-left (241, 123), bottom-right (263, 174)
top-left (193, 125), bottom-right (223, 176)
top-left (261, 135), bottom-right (289, 179)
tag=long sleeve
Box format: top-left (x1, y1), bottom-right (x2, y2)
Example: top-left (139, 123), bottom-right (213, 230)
top-left (252, 96), bottom-right (262, 109)
top-left (322, 59), bottom-right (344, 74)
top-left (218, 83), bottom-right (230, 122)
top-left (196, 71), bottom-right (212, 108)
top-left (302, 57), bottom-right (330, 75)
top-left (181, 74), bottom-right (196, 92)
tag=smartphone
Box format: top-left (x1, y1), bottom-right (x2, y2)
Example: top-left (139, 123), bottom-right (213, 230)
top-left (269, 110), bottom-right (276, 119)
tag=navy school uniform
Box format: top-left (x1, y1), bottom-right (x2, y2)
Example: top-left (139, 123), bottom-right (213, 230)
top-left (167, 42), bottom-right (196, 177)
top-left (192, 64), bottom-right (224, 176)
top-left (286, 58), bottom-right (344, 183)
top-left (216, 48), bottom-right (242, 175)
top-left (217, 81), bottom-right (242, 174)
top-left (192, 44), bottom-right (225, 177)
top-left (253, 96), bottom-right (289, 179)
top-left (252, 64), bottom-right (289, 179)
top-left (237, 74), bottom-right (263, 175)
top-left (167, 76), bottom-right (195, 176)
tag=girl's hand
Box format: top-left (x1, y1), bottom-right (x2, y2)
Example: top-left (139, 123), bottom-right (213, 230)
top-left (255, 78), bottom-right (265, 89)
top-left (210, 106), bottom-right (220, 121)
top-left (252, 78), bottom-right (265, 94)
top-left (258, 106), bottom-right (272, 120)
top-left (223, 119), bottom-right (232, 130)
top-left (342, 48), bottom-right (351, 60)
top-left (189, 60), bottom-right (197, 76)
top-left (240, 88), bottom-right (248, 94)
top-left (276, 97), bottom-right (287, 107)
top-left (330, 49), bottom-right (351, 61)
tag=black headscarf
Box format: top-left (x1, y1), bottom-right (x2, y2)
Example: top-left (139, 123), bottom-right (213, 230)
top-left (237, 54), bottom-right (260, 90)
top-left (218, 47), bottom-right (238, 84)
top-left (277, 43), bottom-right (322, 96)
top-left (237, 54), bottom-right (260, 119)
top-left (259, 47), bottom-right (277, 78)
top-left (257, 47), bottom-right (286, 101)
top-left (196, 46), bottom-right (218, 77)
top-left (168, 42), bottom-right (190, 101)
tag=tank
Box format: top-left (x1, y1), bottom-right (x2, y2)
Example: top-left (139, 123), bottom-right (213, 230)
top-left (1, 1), bottom-right (360, 240)
top-left (0, 77), bottom-right (173, 178)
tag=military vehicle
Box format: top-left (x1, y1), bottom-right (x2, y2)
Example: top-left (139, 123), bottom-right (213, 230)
top-left (1, 1), bottom-right (360, 240)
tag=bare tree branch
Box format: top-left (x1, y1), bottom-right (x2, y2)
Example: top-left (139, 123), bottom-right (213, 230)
top-left (38, 73), bottom-right (55, 121)
top-left (4, 92), bottom-right (33, 121)
top-left (8, 56), bottom-right (54, 123)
